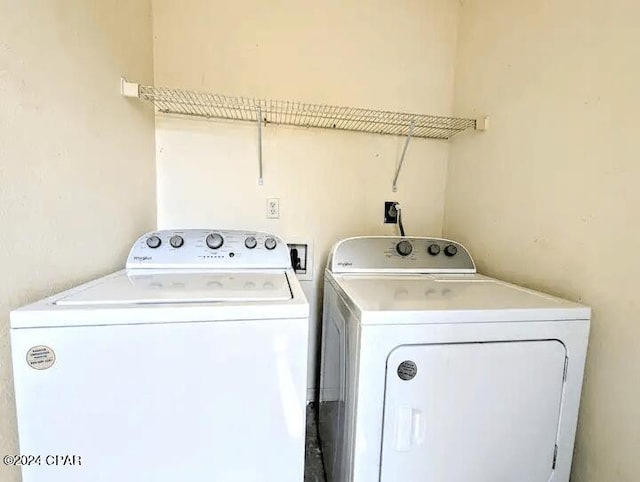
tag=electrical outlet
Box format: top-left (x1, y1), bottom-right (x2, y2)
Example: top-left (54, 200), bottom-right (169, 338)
top-left (384, 201), bottom-right (398, 223)
top-left (267, 198), bottom-right (280, 219)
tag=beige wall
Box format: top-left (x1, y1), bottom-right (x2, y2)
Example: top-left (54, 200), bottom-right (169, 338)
top-left (152, 0), bottom-right (459, 397)
top-left (0, 2), bottom-right (156, 480)
top-left (3, 1), bottom-right (636, 480)
top-left (445, 0), bottom-right (640, 480)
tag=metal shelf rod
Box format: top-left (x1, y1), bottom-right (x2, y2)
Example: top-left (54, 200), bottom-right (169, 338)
top-left (257, 107), bottom-right (263, 186)
top-left (392, 121), bottom-right (415, 192)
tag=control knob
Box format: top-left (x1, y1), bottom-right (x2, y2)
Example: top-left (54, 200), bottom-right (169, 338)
top-left (444, 244), bottom-right (458, 257)
top-left (169, 235), bottom-right (184, 248)
top-left (264, 237), bottom-right (277, 250)
top-left (427, 243), bottom-right (441, 256)
top-left (396, 240), bottom-right (413, 257)
top-left (146, 235), bottom-right (161, 249)
top-left (245, 236), bottom-right (257, 249)
top-left (206, 233), bottom-right (224, 249)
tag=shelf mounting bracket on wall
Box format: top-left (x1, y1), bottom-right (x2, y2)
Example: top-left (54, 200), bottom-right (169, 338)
top-left (121, 78), bottom-right (140, 98)
top-left (392, 121), bottom-right (415, 192)
top-left (257, 107), bottom-right (263, 186)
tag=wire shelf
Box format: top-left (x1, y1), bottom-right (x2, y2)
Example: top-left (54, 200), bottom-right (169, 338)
top-left (136, 84), bottom-right (477, 140)
top-left (121, 78), bottom-right (485, 188)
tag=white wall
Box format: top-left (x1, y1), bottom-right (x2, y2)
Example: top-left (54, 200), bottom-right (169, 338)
top-left (152, 0), bottom-right (460, 398)
top-left (446, 1), bottom-right (640, 480)
top-left (0, 2), bottom-right (156, 480)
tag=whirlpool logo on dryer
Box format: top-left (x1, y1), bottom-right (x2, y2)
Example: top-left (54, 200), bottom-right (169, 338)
top-left (338, 261), bottom-right (352, 267)
top-left (133, 256), bottom-right (152, 261)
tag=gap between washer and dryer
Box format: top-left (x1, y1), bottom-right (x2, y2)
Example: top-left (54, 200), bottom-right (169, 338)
top-left (305, 403), bottom-right (326, 482)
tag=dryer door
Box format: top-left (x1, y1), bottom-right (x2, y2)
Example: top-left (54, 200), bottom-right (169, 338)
top-left (380, 341), bottom-right (566, 482)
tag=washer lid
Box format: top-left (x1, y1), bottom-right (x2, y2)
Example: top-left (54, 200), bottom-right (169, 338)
top-left (55, 271), bottom-right (292, 306)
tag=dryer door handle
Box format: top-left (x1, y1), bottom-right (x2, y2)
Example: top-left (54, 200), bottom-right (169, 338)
top-left (395, 405), bottom-right (425, 451)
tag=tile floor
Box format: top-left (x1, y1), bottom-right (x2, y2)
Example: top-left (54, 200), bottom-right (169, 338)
top-left (305, 403), bottom-right (326, 482)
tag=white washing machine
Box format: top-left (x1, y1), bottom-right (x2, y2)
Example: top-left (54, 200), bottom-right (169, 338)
top-left (11, 229), bottom-right (309, 482)
top-left (319, 236), bottom-right (590, 482)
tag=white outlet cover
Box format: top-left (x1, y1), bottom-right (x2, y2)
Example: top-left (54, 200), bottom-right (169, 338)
top-left (266, 198), bottom-right (280, 219)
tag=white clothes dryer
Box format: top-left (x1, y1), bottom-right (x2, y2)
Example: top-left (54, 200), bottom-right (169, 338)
top-left (11, 229), bottom-right (309, 482)
top-left (319, 236), bottom-right (590, 482)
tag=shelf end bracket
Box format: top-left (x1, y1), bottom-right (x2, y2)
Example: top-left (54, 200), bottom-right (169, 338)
top-left (120, 78), bottom-right (140, 98)
top-left (392, 121), bottom-right (415, 192)
top-left (475, 116), bottom-right (489, 131)
top-left (257, 107), bottom-right (264, 186)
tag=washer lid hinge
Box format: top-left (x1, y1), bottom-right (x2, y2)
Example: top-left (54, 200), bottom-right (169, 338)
top-left (552, 444), bottom-right (559, 469)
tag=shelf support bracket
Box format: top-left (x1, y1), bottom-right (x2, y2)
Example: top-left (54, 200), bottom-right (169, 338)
top-left (257, 107), bottom-right (264, 186)
top-left (392, 121), bottom-right (415, 192)
top-left (475, 116), bottom-right (490, 131)
top-left (120, 78), bottom-right (140, 98)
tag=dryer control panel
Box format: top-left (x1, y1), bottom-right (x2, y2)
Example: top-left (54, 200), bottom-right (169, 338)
top-left (126, 229), bottom-right (291, 269)
top-left (329, 236), bottom-right (476, 274)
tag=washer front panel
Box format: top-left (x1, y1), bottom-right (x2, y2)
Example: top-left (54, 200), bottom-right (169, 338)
top-left (11, 316), bottom-right (309, 481)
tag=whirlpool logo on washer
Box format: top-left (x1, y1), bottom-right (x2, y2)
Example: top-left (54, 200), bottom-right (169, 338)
top-left (133, 256), bottom-right (152, 261)
top-left (26, 346), bottom-right (56, 370)
top-left (337, 261), bottom-right (352, 267)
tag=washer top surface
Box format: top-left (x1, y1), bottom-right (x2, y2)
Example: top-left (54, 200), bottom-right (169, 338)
top-left (55, 270), bottom-right (292, 306)
top-left (11, 229), bottom-right (308, 328)
top-left (327, 236), bottom-right (590, 324)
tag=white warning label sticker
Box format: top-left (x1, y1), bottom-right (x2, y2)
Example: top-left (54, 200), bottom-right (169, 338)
top-left (26, 346), bottom-right (56, 370)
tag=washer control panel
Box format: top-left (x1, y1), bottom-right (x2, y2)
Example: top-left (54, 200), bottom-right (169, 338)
top-left (329, 236), bottom-right (476, 273)
top-left (126, 229), bottom-right (290, 269)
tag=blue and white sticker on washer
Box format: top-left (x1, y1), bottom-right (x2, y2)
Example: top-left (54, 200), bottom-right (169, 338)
top-left (26, 345), bottom-right (56, 370)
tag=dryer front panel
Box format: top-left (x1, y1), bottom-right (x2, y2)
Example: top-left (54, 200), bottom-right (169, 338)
top-left (380, 340), bottom-right (566, 482)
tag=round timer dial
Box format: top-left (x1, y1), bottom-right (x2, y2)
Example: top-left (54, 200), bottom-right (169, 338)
top-left (146, 236), bottom-right (161, 249)
top-left (245, 237), bottom-right (257, 249)
top-left (206, 233), bottom-right (224, 249)
top-left (444, 244), bottom-right (458, 257)
top-left (169, 235), bottom-right (184, 248)
top-left (396, 240), bottom-right (413, 257)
